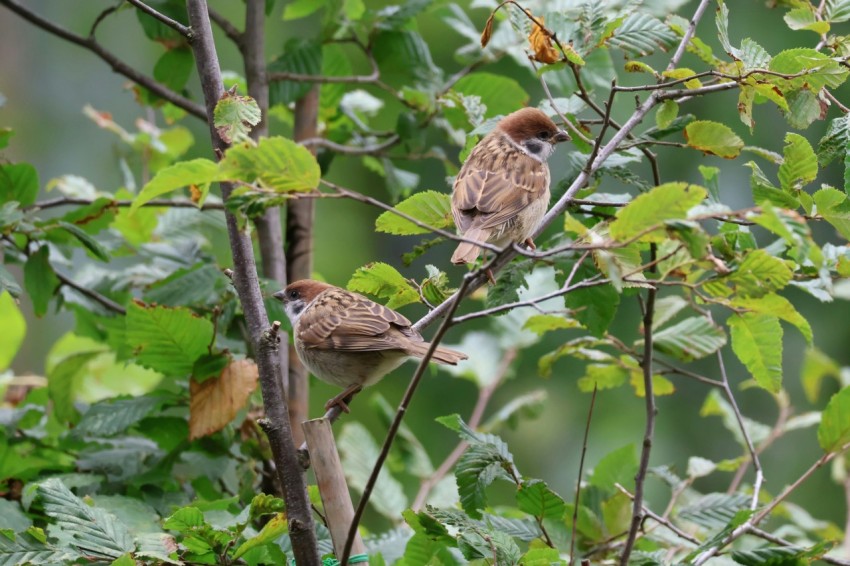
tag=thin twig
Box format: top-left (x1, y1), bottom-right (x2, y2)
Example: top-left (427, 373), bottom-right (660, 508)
top-left (26, 197), bottom-right (224, 211)
top-left (0, 0), bottom-right (206, 120)
top-left (300, 135), bottom-right (401, 155)
top-left (125, 0), bottom-right (192, 38)
top-left (56, 271), bottom-right (126, 315)
top-left (340, 275), bottom-right (473, 565)
top-left (616, 484), bottom-right (700, 546)
top-left (208, 6), bottom-right (243, 48)
top-left (570, 384), bottom-right (598, 566)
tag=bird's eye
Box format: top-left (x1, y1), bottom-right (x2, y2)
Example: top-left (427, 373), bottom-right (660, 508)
top-left (537, 130), bottom-right (550, 140)
top-left (288, 290), bottom-right (299, 300)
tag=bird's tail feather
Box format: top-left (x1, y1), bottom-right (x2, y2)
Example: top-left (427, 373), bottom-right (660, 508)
top-left (405, 342), bottom-right (468, 365)
top-left (451, 229), bottom-right (489, 264)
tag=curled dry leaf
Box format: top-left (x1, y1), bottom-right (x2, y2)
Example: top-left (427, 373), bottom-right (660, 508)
top-left (528, 16), bottom-right (559, 64)
top-left (481, 13), bottom-right (495, 47)
top-left (189, 358), bottom-right (260, 440)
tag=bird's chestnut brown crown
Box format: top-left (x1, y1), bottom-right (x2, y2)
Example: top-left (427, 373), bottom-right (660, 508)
top-left (498, 107), bottom-right (569, 145)
top-left (273, 279), bottom-right (331, 304)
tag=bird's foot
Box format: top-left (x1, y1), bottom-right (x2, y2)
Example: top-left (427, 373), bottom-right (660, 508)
top-left (524, 237), bottom-right (537, 251)
top-left (324, 385), bottom-right (363, 414)
top-left (486, 268), bottom-right (496, 285)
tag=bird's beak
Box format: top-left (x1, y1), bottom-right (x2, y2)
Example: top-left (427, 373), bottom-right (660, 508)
top-left (272, 290), bottom-right (286, 302)
top-left (552, 129), bottom-right (570, 143)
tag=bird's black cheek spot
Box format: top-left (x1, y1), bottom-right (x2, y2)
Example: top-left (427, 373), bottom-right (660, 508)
top-left (523, 139), bottom-right (545, 155)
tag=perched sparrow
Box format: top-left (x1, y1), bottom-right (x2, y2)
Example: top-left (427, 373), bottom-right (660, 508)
top-left (451, 107), bottom-right (569, 272)
top-left (273, 280), bottom-right (468, 412)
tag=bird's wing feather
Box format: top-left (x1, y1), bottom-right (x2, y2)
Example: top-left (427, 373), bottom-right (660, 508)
top-left (452, 133), bottom-right (550, 233)
top-left (297, 288), bottom-right (418, 352)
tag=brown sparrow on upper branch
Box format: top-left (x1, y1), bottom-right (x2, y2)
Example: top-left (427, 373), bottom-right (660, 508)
top-left (451, 108), bottom-right (569, 275)
top-left (274, 280), bottom-right (468, 412)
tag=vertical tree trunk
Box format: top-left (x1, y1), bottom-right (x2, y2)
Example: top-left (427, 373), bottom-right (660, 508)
top-left (287, 86), bottom-right (319, 444)
top-left (185, 2), bottom-right (319, 563)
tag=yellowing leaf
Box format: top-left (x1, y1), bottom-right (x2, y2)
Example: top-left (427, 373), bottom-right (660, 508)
top-left (818, 386), bottom-right (850, 452)
top-left (214, 90), bottom-right (261, 144)
top-left (132, 159), bottom-right (221, 211)
top-left (189, 359), bottom-right (259, 440)
top-left (729, 313), bottom-right (783, 393)
top-left (375, 191), bottom-right (453, 235)
top-left (347, 262), bottom-right (419, 310)
top-left (219, 136), bottom-right (320, 193)
top-left (0, 291), bottom-right (25, 371)
top-left (528, 16), bottom-right (560, 64)
top-left (684, 120), bottom-right (744, 158)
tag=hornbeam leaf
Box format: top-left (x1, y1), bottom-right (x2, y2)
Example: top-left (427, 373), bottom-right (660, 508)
top-left (375, 191), bottom-right (453, 235)
top-left (729, 313), bottom-right (783, 393)
top-left (684, 120), bottom-right (744, 158)
top-left (818, 386), bottom-right (850, 452)
top-left (125, 302), bottom-right (213, 376)
top-left (609, 182), bottom-right (706, 242)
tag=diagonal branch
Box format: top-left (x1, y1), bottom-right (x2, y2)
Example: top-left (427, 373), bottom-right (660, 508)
top-left (0, 0), bottom-right (206, 120)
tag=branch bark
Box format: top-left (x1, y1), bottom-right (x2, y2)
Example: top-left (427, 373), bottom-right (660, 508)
top-left (184, 2), bottom-right (318, 563)
top-left (0, 0), bottom-right (206, 120)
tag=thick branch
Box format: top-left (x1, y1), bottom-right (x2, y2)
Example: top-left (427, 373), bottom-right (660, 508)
top-left (184, 2), bottom-right (318, 564)
top-left (0, 0), bottom-right (206, 120)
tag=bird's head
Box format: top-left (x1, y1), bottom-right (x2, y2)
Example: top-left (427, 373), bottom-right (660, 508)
top-left (273, 279), bottom-right (333, 324)
top-left (497, 107), bottom-right (570, 161)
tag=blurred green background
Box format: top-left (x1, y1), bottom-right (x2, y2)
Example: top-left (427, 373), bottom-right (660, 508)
top-left (2, 0), bottom-right (850, 531)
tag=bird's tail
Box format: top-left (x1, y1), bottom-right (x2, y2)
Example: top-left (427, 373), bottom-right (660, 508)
top-left (405, 342), bottom-right (468, 365)
top-left (451, 228), bottom-right (490, 264)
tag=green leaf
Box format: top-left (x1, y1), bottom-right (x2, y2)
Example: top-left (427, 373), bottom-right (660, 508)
top-left (820, 114), bottom-right (850, 166)
top-left (0, 128), bottom-right (13, 150)
top-left (653, 316), bottom-right (727, 361)
top-left (0, 163), bottom-right (38, 206)
top-left (590, 444), bottom-right (637, 494)
top-left (282, 0), bottom-right (329, 19)
top-left (145, 264), bottom-right (227, 306)
top-left (0, 531), bottom-right (72, 565)
top-left (565, 266), bottom-right (619, 337)
top-left (522, 314), bottom-right (579, 335)
top-left (125, 302), bottom-right (213, 376)
top-left (452, 73), bottom-right (529, 118)
top-left (729, 313), bottom-right (783, 393)
top-left (373, 30), bottom-right (439, 86)
top-left (23, 246), bottom-right (59, 318)
top-left (814, 187), bottom-right (850, 240)
top-left (38, 478), bottom-right (134, 559)
top-left (132, 158), bottom-right (220, 211)
top-left (784, 89), bottom-right (823, 129)
top-left (577, 363), bottom-right (628, 393)
top-left (801, 347), bottom-right (841, 403)
top-left (728, 249), bottom-right (793, 297)
top-left (731, 293), bottom-right (812, 344)
top-left (219, 136), bottom-right (320, 193)
top-left (769, 48), bottom-right (849, 92)
top-left (609, 182), bottom-right (707, 242)
top-left (54, 221), bottom-right (110, 262)
top-left (47, 337), bottom-right (107, 424)
top-left (153, 47), bottom-right (193, 92)
top-left (516, 479), bottom-right (566, 520)
top-left (827, 0), bottom-right (850, 22)
top-left (0, 264), bottom-right (21, 298)
top-left (375, 190), bottom-right (453, 235)
top-left (339, 422), bottom-right (408, 519)
top-left (818, 386), bottom-right (850, 452)
top-left (784, 6), bottom-right (830, 33)
top-left (268, 39), bottom-right (322, 106)
top-left (233, 514), bottom-right (288, 559)
top-left (656, 100), bottom-right (678, 129)
top-left (214, 91), bottom-right (261, 144)
top-left (605, 12), bottom-right (677, 56)
top-left (347, 262), bottom-right (419, 310)
top-left (163, 506), bottom-right (205, 532)
top-left (520, 547), bottom-right (565, 566)
top-left (0, 292), bottom-right (26, 371)
top-left (73, 396), bottom-right (163, 438)
top-left (485, 260), bottom-right (532, 313)
top-left (679, 492), bottom-right (750, 529)
top-left (779, 133), bottom-right (818, 191)
top-left (438, 414), bottom-right (516, 519)
top-left (684, 120), bottom-right (744, 158)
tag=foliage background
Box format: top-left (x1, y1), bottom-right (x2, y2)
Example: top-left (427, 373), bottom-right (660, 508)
top-left (3, 0), bottom-right (850, 555)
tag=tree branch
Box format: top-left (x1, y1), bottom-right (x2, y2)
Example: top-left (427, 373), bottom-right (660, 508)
top-left (125, 0), bottom-right (192, 38)
top-left (26, 197), bottom-right (224, 211)
top-left (0, 0), bottom-right (207, 120)
top-left (184, 2), bottom-right (318, 564)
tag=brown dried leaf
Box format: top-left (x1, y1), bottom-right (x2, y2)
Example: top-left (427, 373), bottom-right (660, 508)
top-left (481, 13), bottom-right (495, 47)
top-left (189, 359), bottom-right (259, 440)
top-left (528, 16), bottom-right (560, 64)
